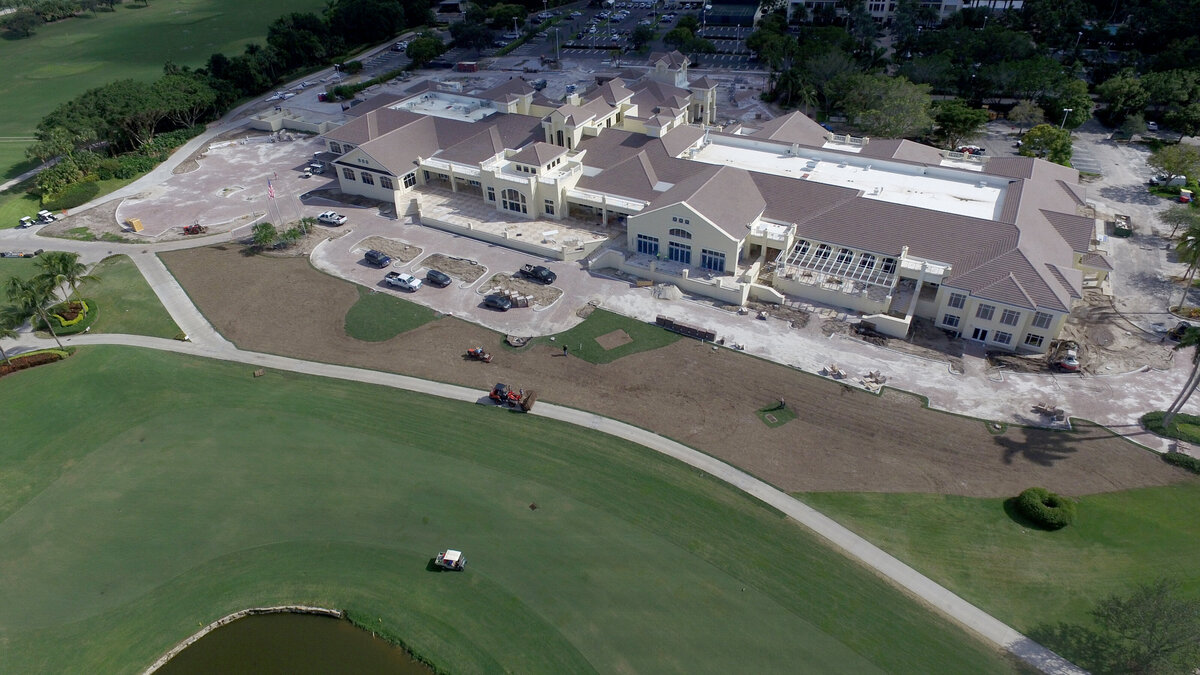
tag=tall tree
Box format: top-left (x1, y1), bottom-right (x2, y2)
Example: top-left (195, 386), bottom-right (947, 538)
top-left (0, 317), bottom-right (16, 367)
top-left (154, 71), bottom-right (218, 129)
top-left (4, 277), bottom-right (64, 349)
top-left (1095, 69), bottom-right (1148, 126)
top-left (1019, 124), bottom-right (1072, 165)
top-left (933, 99), bottom-right (990, 150)
top-left (35, 252), bottom-right (97, 303)
top-left (1148, 144), bottom-right (1200, 186)
top-left (406, 36), bottom-right (445, 69)
top-left (835, 74), bottom-right (933, 139)
top-left (1008, 99), bottom-right (1045, 131)
top-left (1090, 578), bottom-right (1200, 673)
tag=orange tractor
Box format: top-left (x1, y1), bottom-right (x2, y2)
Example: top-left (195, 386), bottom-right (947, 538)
top-left (465, 347), bottom-right (493, 363)
top-left (489, 383), bottom-right (536, 411)
top-left (182, 224), bottom-right (208, 235)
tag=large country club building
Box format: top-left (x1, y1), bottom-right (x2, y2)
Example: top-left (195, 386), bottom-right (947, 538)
top-left (314, 52), bottom-right (1110, 354)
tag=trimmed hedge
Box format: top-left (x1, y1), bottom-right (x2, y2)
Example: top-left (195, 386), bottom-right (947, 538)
top-left (1015, 487), bottom-right (1077, 530)
top-left (1141, 410), bottom-right (1200, 445)
top-left (42, 181), bottom-right (100, 211)
top-left (38, 299), bottom-right (98, 336)
top-left (1163, 452), bottom-right (1200, 474)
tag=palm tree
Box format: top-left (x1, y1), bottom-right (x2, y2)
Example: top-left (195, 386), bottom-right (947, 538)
top-left (1163, 327), bottom-right (1200, 429)
top-left (0, 317), bottom-right (16, 367)
top-left (1173, 224), bottom-right (1200, 310)
top-left (5, 277), bottom-right (64, 349)
top-left (35, 251), bottom-right (97, 302)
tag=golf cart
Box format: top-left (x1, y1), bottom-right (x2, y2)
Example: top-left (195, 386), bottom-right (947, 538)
top-left (434, 549), bottom-right (466, 571)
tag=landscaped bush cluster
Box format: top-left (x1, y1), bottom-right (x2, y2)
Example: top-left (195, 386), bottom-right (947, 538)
top-left (51, 299), bottom-right (90, 327)
top-left (38, 299), bottom-right (98, 336)
top-left (41, 181), bottom-right (100, 211)
top-left (1141, 411), bottom-right (1200, 445)
top-left (1163, 452), bottom-right (1200, 474)
top-left (1016, 487), bottom-right (1077, 530)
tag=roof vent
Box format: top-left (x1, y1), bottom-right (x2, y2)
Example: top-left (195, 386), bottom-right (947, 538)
top-left (977, 181), bottom-right (986, 188)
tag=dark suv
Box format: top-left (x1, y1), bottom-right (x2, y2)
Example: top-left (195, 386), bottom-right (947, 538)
top-left (364, 249), bottom-right (392, 268)
top-left (425, 269), bottom-right (452, 287)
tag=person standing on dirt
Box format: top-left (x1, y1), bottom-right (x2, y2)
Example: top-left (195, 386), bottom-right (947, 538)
top-left (562, 345), bottom-right (569, 357)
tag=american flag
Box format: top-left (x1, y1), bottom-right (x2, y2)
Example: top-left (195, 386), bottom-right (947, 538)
top-left (267, 179), bottom-right (275, 199)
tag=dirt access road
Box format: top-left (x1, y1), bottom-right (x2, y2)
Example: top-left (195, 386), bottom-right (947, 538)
top-left (161, 245), bottom-right (1191, 497)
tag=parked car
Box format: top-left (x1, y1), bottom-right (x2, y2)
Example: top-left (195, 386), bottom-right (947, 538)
top-left (317, 211), bottom-right (347, 226)
top-left (425, 269), bottom-right (453, 287)
top-left (1149, 174), bottom-right (1186, 187)
top-left (483, 294), bottom-right (513, 311)
top-left (392, 41), bottom-right (409, 51)
top-left (364, 249), bottom-right (392, 268)
top-left (1147, 121), bottom-right (1159, 131)
top-left (385, 271), bottom-right (422, 291)
top-left (517, 264), bottom-right (557, 284)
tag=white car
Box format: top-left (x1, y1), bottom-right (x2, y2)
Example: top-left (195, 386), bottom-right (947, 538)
top-left (385, 272), bottom-right (422, 291)
top-left (317, 211), bottom-right (347, 226)
top-left (1147, 121), bottom-right (1159, 131)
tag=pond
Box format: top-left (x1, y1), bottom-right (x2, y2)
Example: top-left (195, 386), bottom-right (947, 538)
top-left (156, 612), bottom-right (433, 675)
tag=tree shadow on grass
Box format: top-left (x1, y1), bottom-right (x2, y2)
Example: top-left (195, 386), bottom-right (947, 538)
top-left (993, 427), bottom-right (1081, 467)
top-left (1027, 622), bottom-right (1113, 674)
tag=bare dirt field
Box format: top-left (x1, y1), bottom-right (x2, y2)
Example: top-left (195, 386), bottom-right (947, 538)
top-left (40, 200), bottom-right (134, 242)
top-left (416, 253), bottom-right (486, 283)
top-left (160, 245), bottom-right (1194, 497)
top-left (359, 236), bottom-right (421, 263)
top-left (479, 273), bottom-right (562, 307)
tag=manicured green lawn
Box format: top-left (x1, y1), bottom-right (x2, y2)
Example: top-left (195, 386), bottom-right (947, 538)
top-left (0, 253), bottom-right (44, 282)
top-left (0, 0), bottom-right (328, 180)
top-left (0, 347), bottom-right (1014, 674)
top-left (343, 286), bottom-right (437, 341)
top-left (0, 184), bottom-right (42, 230)
top-left (799, 488), bottom-right (1200, 657)
top-left (538, 308), bottom-right (680, 363)
top-left (84, 255), bottom-right (180, 338)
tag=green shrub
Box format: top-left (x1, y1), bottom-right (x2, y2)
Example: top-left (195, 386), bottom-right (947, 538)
top-left (1141, 411), bottom-right (1200, 445)
top-left (1016, 487), bottom-right (1077, 530)
top-left (39, 299), bottom-right (97, 336)
top-left (1163, 452), bottom-right (1200, 474)
top-left (51, 299), bottom-right (90, 327)
top-left (342, 60), bottom-right (364, 74)
top-left (42, 181), bottom-right (100, 211)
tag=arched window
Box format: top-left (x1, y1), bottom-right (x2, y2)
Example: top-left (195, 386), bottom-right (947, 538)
top-left (668, 227), bottom-right (692, 239)
top-left (500, 189), bottom-right (527, 214)
top-left (837, 248), bottom-right (853, 264)
top-left (858, 253), bottom-right (876, 270)
top-left (815, 244), bottom-right (831, 260)
top-left (329, 142), bottom-right (342, 154)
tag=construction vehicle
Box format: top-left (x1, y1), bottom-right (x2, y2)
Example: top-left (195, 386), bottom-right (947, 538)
top-left (434, 549), bottom-right (466, 571)
top-left (465, 347), bottom-right (493, 363)
top-left (182, 224), bottom-right (208, 235)
top-left (489, 382), bottom-right (536, 411)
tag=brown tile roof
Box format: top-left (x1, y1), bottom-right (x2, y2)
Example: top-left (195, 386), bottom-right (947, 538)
top-left (643, 166), bottom-right (764, 238)
top-left (659, 125), bottom-right (704, 157)
top-left (1046, 263), bottom-right (1083, 298)
top-left (1041, 209), bottom-right (1094, 253)
top-left (627, 79), bottom-right (692, 113)
top-left (983, 156), bottom-right (1036, 179)
top-left (750, 172), bottom-right (859, 225)
top-left (649, 50), bottom-right (689, 69)
top-left (343, 94), bottom-right (406, 118)
top-left (1080, 252), bottom-right (1113, 271)
top-left (509, 141), bottom-right (566, 167)
top-left (746, 112), bottom-right (828, 146)
top-left (689, 75), bottom-right (719, 90)
top-left (1057, 179), bottom-right (1087, 205)
top-left (590, 78), bottom-right (634, 105)
top-left (324, 107), bottom-right (424, 145)
top-left (479, 77), bottom-right (536, 103)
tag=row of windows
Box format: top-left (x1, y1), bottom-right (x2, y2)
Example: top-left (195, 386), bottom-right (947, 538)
top-left (942, 314), bottom-right (1045, 348)
top-left (671, 217), bottom-right (691, 226)
top-left (668, 227), bottom-right (691, 239)
top-left (950, 292), bottom-right (1054, 330)
top-left (329, 142), bottom-right (354, 154)
top-left (343, 167), bottom-right (412, 191)
top-left (636, 235), bottom-right (725, 272)
top-left (514, 164), bottom-right (537, 174)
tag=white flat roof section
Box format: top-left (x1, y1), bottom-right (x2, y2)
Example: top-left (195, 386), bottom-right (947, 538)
top-left (390, 93), bottom-right (498, 123)
top-left (692, 141), bottom-right (1006, 221)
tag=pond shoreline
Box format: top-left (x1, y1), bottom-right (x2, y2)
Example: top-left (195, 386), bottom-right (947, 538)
top-left (141, 605), bottom-right (344, 674)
